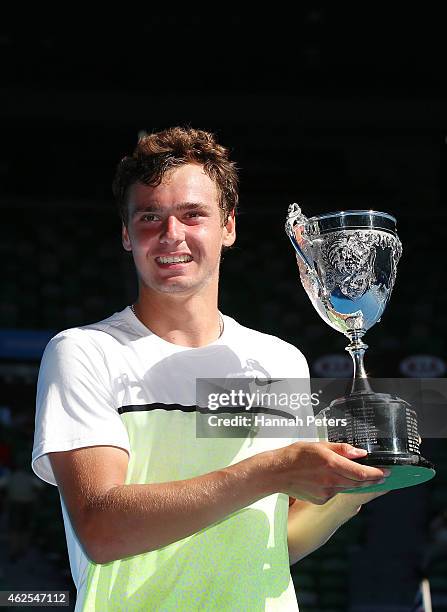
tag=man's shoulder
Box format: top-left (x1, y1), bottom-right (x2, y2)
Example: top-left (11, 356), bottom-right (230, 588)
top-left (223, 315), bottom-right (307, 361)
top-left (45, 307), bottom-right (133, 353)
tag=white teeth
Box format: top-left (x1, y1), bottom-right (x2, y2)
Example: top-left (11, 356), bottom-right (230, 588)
top-left (157, 255), bottom-right (192, 264)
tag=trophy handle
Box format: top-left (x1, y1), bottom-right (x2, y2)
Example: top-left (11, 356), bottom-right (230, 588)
top-left (285, 203), bottom-right (325, 294)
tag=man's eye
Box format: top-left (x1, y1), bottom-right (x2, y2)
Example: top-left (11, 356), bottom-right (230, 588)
top-left (185, 212), bottom-right (201, 219)
top-left (141, 214), bottom-right (159, 222)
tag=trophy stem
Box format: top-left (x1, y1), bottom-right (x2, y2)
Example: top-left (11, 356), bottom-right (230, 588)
top-left (345, 333), bottom-right (372, 394)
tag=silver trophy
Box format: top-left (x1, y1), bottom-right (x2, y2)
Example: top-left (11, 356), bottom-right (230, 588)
top-left (285, 204), bottom-right (435, 492)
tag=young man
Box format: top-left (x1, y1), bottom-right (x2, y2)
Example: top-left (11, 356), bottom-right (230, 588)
top-left (32, 127), bottom-right (388, 611)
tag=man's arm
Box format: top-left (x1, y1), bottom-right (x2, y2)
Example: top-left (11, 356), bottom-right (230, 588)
top-left (50, 441), bottom-right (387, 564)
top-left (50, 445), bottom-right (269, 564)
top-left (287, 490), bottom-right (388, 564)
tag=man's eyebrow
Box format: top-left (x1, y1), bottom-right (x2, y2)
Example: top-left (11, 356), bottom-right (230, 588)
top-left (131, 202), bottom-right (212, 214)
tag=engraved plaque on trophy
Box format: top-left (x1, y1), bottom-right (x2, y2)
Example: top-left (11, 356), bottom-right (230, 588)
top-left (285, 204), bottom-right (435, 492)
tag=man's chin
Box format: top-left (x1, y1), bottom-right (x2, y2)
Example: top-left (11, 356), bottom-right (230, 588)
top-left (144, 279), bottom-right (202, 295)
top-left (156, 283), bottom-right (194, 294)
top-left (140, 270), bottom-right (217, 296)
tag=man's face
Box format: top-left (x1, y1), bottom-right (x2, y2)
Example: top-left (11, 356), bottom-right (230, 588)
top-left (122, 163), bottom-right (236, 296)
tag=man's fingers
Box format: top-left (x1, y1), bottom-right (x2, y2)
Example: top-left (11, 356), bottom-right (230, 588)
top-left (319, 442), bottom-right (389, 481)
top-left (326, 442), bottom-right (368, 459)
top-left (330, 453), bottom-right (389, 482)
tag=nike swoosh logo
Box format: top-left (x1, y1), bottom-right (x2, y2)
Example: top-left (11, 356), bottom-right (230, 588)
top-left (254, 378), bottom-right (282, 386)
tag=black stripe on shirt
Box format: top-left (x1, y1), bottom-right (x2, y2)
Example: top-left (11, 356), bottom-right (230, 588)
top-left (118, 403), bottom-right (297, 419)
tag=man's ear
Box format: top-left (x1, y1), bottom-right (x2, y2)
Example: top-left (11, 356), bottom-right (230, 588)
top-left (222, 210), bottom-right (236, 247)
top-left (122, 223), bottom-right (132, 252)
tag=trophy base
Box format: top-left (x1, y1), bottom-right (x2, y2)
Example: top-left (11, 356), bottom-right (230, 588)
top-left (342, 453), bottom-right (435, 493)
top-left (323, 390), bottom-right (436, 491)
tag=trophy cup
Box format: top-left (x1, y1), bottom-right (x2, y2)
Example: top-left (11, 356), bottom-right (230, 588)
top-left (285, 203), bottom-right (435, 492)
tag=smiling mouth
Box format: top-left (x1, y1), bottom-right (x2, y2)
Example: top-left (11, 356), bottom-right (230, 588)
top-left (155, 255), bottom-right (193, 264)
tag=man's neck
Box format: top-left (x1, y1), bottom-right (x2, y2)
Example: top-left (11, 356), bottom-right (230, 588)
top-left (132, 292), bottom-right (223, 348)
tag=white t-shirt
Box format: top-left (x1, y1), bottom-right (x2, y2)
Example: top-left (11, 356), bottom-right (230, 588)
top-left (32, 307), bottom-right (313, 611)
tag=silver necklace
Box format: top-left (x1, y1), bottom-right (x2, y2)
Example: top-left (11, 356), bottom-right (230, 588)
top-left (130, 304), bottom-right (224, 339)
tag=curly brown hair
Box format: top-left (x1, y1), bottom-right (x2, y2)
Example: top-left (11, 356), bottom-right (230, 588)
top-left (112, 126), bottom-right (239, 225)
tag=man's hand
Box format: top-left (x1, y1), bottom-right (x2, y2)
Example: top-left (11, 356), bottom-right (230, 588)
top-left (269, 441), bottom-right (389, 505)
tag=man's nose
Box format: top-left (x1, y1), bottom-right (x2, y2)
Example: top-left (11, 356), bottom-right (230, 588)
top-left (159, 215), bottom-right (185, 243)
